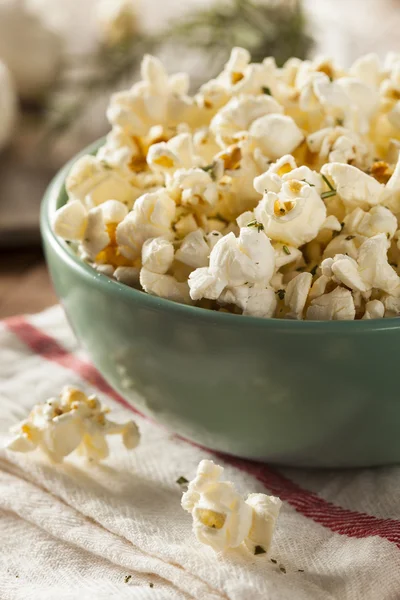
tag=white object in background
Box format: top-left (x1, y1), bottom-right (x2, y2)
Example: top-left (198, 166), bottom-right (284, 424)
top-left (0, 0), bottom-right (62, 101)
top-left (0, 59), bottom-right (17, 150)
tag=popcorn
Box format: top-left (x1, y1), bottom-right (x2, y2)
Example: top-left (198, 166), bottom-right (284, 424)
top-left (211, 94), bottom-right (283, 147)
top-left (97, 127), bottom-right (146, 177)
top-left (96, 263), bottom-right (115, 278)
top-left (273, 242), bottom-right (302, 269)
top-left (343, 206), bottom-right (397, 240)
top-left (383, 156), bottom-right (400, 213)
top-left (321, 254), bottom-right (368, 293)
top-left (167, 168), bottom-right (218, 212)
top-left (382, 294), bottom-right (400, 317)
top-left (357, 234), bottom-right (400, 295)
top-left (321, 234), bottom-right (400, 297)
top-left (309, 274), bottom-right (330, 300)
top-left (320, 163), bottom-right (384, 211)
top-left (52, 51), bottom-right (400, 320)
top-left (196, 78), bottom-right (230, 114)
top-left (114, 265), bottom-right (140, 286)
top-left (306, 287), bottom-right (356, 321)
top-left (296, 64), bottom-right (378, 133)
top-left (173, 212), bottom-right (199, 238)
top-left (284, 272), bottom-right (313, 319)
top-left (175, 230), bottom-right (212, 268)
top-left (298, 72), bottom-right (348, 122)
top-left (350, 54), bottom-right (383, 88)
top-left (243, 493), bottom-right (283, 555)
top-left (98, 199), bottom-right (129, 224)
top-left (140, 268), bottom-right (192, 304)
top-left (213, 140), bottom-right (267, 220)
top-left (248, 114), bottom-right (304, 160)
top-left (54, 199), bottom-right (129, 262)
top-left (189, 226), bottom-right (275, 301)
top-left (6, 386), bottom-right (140, 463)
top-left (192, 127), bottom-right (221, 164)
top-left (81, 207), bottom-right (110, 260)
top-left (206, 230), bottom-right (224, 249)
top-left (363, 299), bottom-right (385, 320)
top-left (211, 227), bottom-right (275, 286)
top-left (116, 190), bottom-right (176, 259)
top-left (107, 55), bottom-right (198, 137)
top-left (141, 237), bottom-right (174, 274)
top-left (336, 77), bottom-right (379, 134)
top-left (181, 460), bottom-right (281, 554)
top-left (252, 162), bottom-right (327, 247)
top-left (66, 155), bottom-right (135, 209)
top-left (147, 133), bottom-right (201, 174)
top-left (295, 57), bottom-right (339, 89)
top-left (307, 127), bottom-right (371, 169)
top-left (217, 47), bottom-right (275, 97)
top-left (196, 48), bottom-right (277, 114)
top-left (52, 200), bottom-right (88, 242)
top-left (323, 233), bottom-right (361, 261)
top-left (321, 215), bottom-right (342, 233)
top-left (379, 57), bottom-right (400, 130)
top-left (219, 285), bottom-right (277, 318)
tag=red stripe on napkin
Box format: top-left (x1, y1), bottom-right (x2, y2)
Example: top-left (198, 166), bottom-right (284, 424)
top-left (225, 457), bottom-right (400, 547)
top-left (5, 315), bottom-right (400, 549)
top-left (5, 316), bottom-right (135, 414)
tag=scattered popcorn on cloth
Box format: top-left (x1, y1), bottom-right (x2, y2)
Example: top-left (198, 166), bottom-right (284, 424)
top-left (6, 386), bottom-right (140, 463)
top-left (53, 50), bottom-right (400, 321)
top-left (181, 459), bottom-right (281, 555)
top-left (2, 306), bottom-right (400, 599)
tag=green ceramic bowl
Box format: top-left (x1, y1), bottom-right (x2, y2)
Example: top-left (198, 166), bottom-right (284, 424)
top-left (41, 140), bottom-right (400, 468)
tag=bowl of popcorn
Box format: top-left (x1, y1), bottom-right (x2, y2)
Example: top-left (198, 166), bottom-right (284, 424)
top-left (42, 49), bottom-right (400, 468)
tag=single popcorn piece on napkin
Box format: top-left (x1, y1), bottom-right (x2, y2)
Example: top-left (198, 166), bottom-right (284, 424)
top-left (181, 459), bottom-right (281, 555)
top-left (5, 386), bottom-right (140, 463)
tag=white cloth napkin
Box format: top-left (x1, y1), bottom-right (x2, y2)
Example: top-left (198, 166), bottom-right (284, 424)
top-left (1, 306), bottom-right (400, 600)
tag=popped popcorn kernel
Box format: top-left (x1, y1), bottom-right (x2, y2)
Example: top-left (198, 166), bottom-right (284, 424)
top-left (182, 460), bottom-right (281, 554)
top-left (6, 386), bottom-right (140, 463)
top-left (52, 50), bottom-right (400, 320)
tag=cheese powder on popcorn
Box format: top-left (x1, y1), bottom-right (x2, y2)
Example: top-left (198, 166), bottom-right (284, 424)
top-left (53, 49), bottom-right (400, 320)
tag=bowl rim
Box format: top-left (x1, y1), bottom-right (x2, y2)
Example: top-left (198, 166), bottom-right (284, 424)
top-left (41, 138), bottom-right (400, 332)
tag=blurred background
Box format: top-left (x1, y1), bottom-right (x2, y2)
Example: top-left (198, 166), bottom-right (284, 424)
top-left (0, 0), bottom-right (399, 317)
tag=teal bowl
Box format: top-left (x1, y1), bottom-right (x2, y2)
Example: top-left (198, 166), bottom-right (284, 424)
top-left (41, 140), bottom-right (400, 468)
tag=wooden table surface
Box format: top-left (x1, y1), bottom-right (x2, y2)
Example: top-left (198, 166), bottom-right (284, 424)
top-left (0, 248), bottom-right (57, 318)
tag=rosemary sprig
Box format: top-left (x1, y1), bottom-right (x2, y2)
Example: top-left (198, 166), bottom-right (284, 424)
top-left (321, 190), bottom-right (337, 199)
top-left (321, 173), bottom-right (336, 192)
top-left (247, 219), bottom-right (265, 232)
